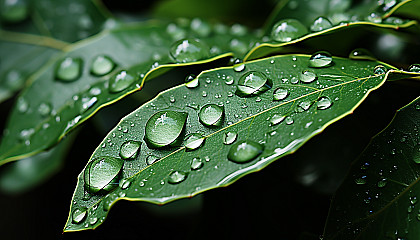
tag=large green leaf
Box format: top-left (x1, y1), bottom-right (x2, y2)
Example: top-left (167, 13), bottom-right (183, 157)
top-left (64, 53), bottom-right (420, 231)
top-left (0, 0), bottom-right (108, 103)
top-left (323, 96), bottom-right (420, 240)
top-left (0, 20), bottom-right (260, 164)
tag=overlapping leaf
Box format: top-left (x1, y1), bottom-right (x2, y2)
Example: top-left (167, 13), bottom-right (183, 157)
top-left (64, 54), bottom-right (420, 231)
top-left (324, 97), bottom-right (420, 239)
top-left (0, 19), bottom-right (260, 164)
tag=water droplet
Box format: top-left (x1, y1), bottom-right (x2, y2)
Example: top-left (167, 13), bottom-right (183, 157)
top-left (309, 51), bottom-right (333, 68)
top-left (190, 18), bottom-right (211, 37)
top-left (191, 157), bottom-right (203, 170)
top-left (170, 38), bottom-right (210, 63)
top-left (300, 70), bottom-right (317, 83)
top-left (145, 111), bottom-right (188, 148)
top-left (297, 101), bottom-right (311, 112)
top-left (236, 71), bottom-right (272, 97)
top-left (273, 88), bottom-right (288, 101)
top-left (355, 177), bottom-right (367, 185)
top-left (119, 140), bottom-right (141, 160)
top-left (233, 59), bottom-right (245, 72)
top-left (316, 96), bottom-right (332, 110)
top-left (90, 55), bottom-right (116, 76)
top-left (89, 217), bottom-right (98, 225)
top-left (166, 23), bottom-right (186, 39)
top-left (408, 64), bottom-right (420, 73)
top-left (38, 102), bottom-right (51, 117)
top-left (198, 104), bottom-right (224, 127)
top-left (366, 12), bottom-right (382, 23)
top-left (271, 19), bottom-right (308, 42)
top-left (349, 48), bottom-right (376, 61)
top-left (146, 155), bottom-right (159, 165)
top-left (84, 156), bottom-right (124, 194)
top-left (4, 70), bottom-right (24, 90)
top-left (270, 114), bottom-right (286, 126)
top-left (185, 74), bottom-right (199, 88)
top-left (119, 178), bottom-right (132, 189)
top-left (55, 57), bottom-right (83, 82)
top-left (374, 65), bottom-right (387, 75)
top-left (285, 116), bottom-right (294, 125)
top-left (78, 96), bottom-right (98, 114)
top-left (185, 133), bottom-right (205, 151)
top-left (72, 208), bottom-right (87, 224)
top-left (224, 75), bottom-right (234, 85)
top-left (377, 178), bottom-right (387, 188)
top-left (411, 196), bottom-right (418, 205)
top-left (223, 132), bottom-right (238, 145)
top-left (168, 171), bottom-right (188, 184)
top-left (108, 70), bottom-right (136, 93)
top-left (310, 17), bottom-right (333, 32)
top-left (227, 140), bottom-right (264, 163)
top-left (0, 0), bottom-right (29, 23)
top-left (290, 76), bottom-right (298, 84)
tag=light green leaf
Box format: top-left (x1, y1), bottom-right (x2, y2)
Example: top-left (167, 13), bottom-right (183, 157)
top-left (323, 96), bottom-right (420, 240)
top-left (0, 20), bottom-right (260, 165)
top-left (64, 53), bottom-right (420, 231)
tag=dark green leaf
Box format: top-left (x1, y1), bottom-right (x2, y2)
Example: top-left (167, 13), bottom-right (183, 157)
top-left (323, 96), bottom-right (420, 240)
top-left (64, 54), bottom-right (419, 231)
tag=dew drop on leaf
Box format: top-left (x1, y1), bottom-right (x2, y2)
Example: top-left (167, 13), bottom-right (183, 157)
top-left (273, 87), bottom-right (288, 101)
top-left (169, 38), bottom-right (210, 63)
top-left (299, 70), bottom-right (317, 83)
top-left (236, 71), bottom-right (272, 97)
top-left (269, 114), bottom-right (286, 126)
top-left (310, 17), bottom-right (333, 32)
top-left (89, 217), bottom-right (98, 225)
top-left (227, 140), bottom-right (264, 163)
top-left (297, 101), bottom-right (312, 112)
top-left (55, 57), bottom-right (83, 82)
top-left (271, 19), bottom-right (308, 42)
top-left (108, 70), bottom-right (136, 93)
top-left (146, 155), bottom-right (159, 165)
top-left (72, 208), bottom-right (87, 224)
top-left (17, 98), bottom-right (29, 113)
top-left (144, 111), bottom-right (188, 148)
top-left (119, 140), bottom-right (141, 160)
top-left (168, 171), bottom-right (188, 184)
top-left (408, 64), bottom-right (420, 73)
top-left (119, 178), bottom-right (132, 190)
top-left (349, 48), bottom-right (376, 61)
top-left (355, 177), bottom-right (367, 185)
top-left (184, 133), bottom-right (205, 151)
top-left (90, 55), bottom-right (116, 76)
top-left (191, 157), bottom-right (203, 170)
top-left (373, 65), bottom-right (387, 75)
top-left (223, 132), bottom-right (238, 145)
top-left (316, 96), bottom-right (332, 110)
top-left (198, 104), bottom-right (224, 127)
top-left (185, 74), bottom-right (199, 88)
top-left (190, 18), bottom-right (211, 37)
top-left (377, 178), bottom-right (387, 188)
top-left (0, 0), bottom-right (29, 23)
top-left (366, 12), bottom-right (382, 23)
top-left (285, 116), bottom-right (294, 125)
top-left (309, 51), bottom-right (333, 68)
top-left (83, 156), bottom-right (123, 194)
top-left (233, 62), bottom-right (245, 72)
top-left (38, 102), bottom-right (52, 117)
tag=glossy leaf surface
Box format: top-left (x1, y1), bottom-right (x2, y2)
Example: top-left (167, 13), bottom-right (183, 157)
top-left (324, 97), bottom-right (420, 240)
top-left (0, 20), bottom-right (259, 164)
top-left (64, 54), bottom-right (419, 231)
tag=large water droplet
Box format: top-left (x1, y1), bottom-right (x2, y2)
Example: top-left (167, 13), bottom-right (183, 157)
top-left (236, 71), bottom-right (272, 97)
top-left (310, 17), bottom-right (333, 32)
top-left (273, 87), bottom-right (288, 101)
top-left (185, 133), bottom-right (205, 151)
top-left (408, 64), bottom-right (420, 73)
top-left (84, 156), bottom-right (124, 194)
top-left (299, 70), bottom-right (317, 83)
top-left (316, 96), bottom-right (332, 110)
top-left (271, 19), bottom-right (308, 42)
top-left (108, 70), bottom-right (136, 93)
top-left (185, 74), bottom-right (199, 88)
top-left (168, 171), bottom-right (188, 184)
top-left (309, 51), bottom-right (333, 68)
top-left (0, 0), bottom-right (29, 23)
top-left (191, 157), bottom-right (203, 170)
top-left (199, 104), bottom-right (224, 127)
top-left (145, 111), bottom-right (188, 148)
top-left (90, 55), bottom-right (116, 76)
top-left (170, 38), bottom-right (210, 63)
top-left (72, 208), bottom-right (87, 224)
top-left (55, 57), bottom-right (83, 82)
top-left (223, 132), bottom-right (237, 145)
top-left (349, 48), bottom-right (376, 61)
top-left (374, 65), bottom-right (387, 75)
top-left (227, 140), bottom-right (264, 163)
top-left (269, 114), bottom-right (286, 126)
top-left (119, 140), bottom-right (141, 160)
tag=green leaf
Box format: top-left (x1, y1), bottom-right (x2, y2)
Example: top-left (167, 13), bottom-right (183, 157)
top-left (323, 96), bottom-right (420, 240)
top-left (0, 0), bottom-right (108, 103)
top-left (64, 54), bottom-right (419, 231)
top-left (0, 20), bottom-right (260, 165)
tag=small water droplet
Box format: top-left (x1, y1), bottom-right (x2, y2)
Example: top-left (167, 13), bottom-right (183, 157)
top-left (190, 18), bottom-right (211, 37)
top-left (145, 111), bottom-right (188, 148)
top-left (184, 133), bottom-right (205, 151)
top-left (119, 178), bottom-right (132, 189)
top-left (108, 70), bottom-right (137, 93)
top-left (55, 57), bottom-right (83, 82)
top-left (168, 171), bottom-right (188, 184)
top-left (185, 74), bottom-right (199, 88)
top-left (408, 64), bottom-right (420, 73)
top-left (271, 19), bottom-right (308, 42)
top-left (285, 116), bottom-right (294, 125)
top-left (297, 101), bottom-right (311, 112)
top-left (300, 70), bottom-right (317, 83)
top-left (355, 176), bottom-right (367, 185)
top-left (236, 71), bottom-right (272, 97)
top-left (169, 95), bottom-right (176, 103)
top-left (410, 196), bottom-right (418, 205)
top-left (38, 102), bottom-right (52, 117)
top-left (84, 156), bottom-right (123, 194)
top-left (227, 140), bottom-right (264, 163)
top-left (199, 104), bottom-right (224, 127)
top-left (374, 65), bottom-right (387, 75)
top-left (349, 48), bottom-right (376, 61)
top-left (309, 51), bottom-right (333, 68)
top-left (223, 132), bottom-right (238, 145)
top-left (17, 98), bottom-right (29, 113)
top-left (90, 55), bottom-right (116, 76)
top-left (170, 38), bottom-right (210, 63)
top-left (269, 114), bottom-right (286, 126)
top-left (310, 17), bottom-right (332, 32)
top-left (72, 208), bottom-right (87, 224)
top-left (89, 217), bottom-right (98, 225)
top-left (224, 75), bottom-right (234, 85)
top-left (316, 96), bottom-right (332, 110)
top-left (119, 140), bottom-right (141, 160)
top-left (191, 157), bottom-right (203, 170)
top-left (273, 88), bottom-right (288, 101)
top-left (366, 12), bottom-right (382, 23)
top-left (377, 178), bottom-right (387, 188)
top-left (233, 61), bottom-right (245, 72)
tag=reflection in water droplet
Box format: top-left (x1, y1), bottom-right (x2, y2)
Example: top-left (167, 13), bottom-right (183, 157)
top-left (309, 51), bottom-right (332, 68)
top-left (271, 19), bottom-right (308, 42)
top-left (408, 64), bottom-right (420, 73)
top-left (300, 70), bottom-right (317, 83)
top-left (273, 88), bottom-right (288, 101)
top-left (168, 171), bottom-right (188, 184)
top-left (310, 17), bottom-right (333, 32)
top-left (236, 71), bottom-right (272, 97)
top-left (170, 38), bottom-right (210, 63)
top-left (119, 140), bottom-right (141, 160)
top-left (55, 57), bottom-right (83, 82)
top-left (349, 48), bottom-right (376, 61)
top-left (298, 101), bottom-right (311, 112)
top-left (228, 140), bottom-right (264, 163)
top-left (223, 132), bottom-right (238, 145)
top-left (145, 111), bottom-right (188, 148)
top-left (185, 74), bottom-right (199, 88)
top-left (109, 70), bottom-right (136, 93)
top-left (285, 116), bottom-right (294, 125)
top-left (84, 156), bottom-right (123, 194)
top-left (270, 114), bottom-right (286, 126)
top-left (146, 155), bottom-right (159, 165)
top-left (374, 65), bottom-right (387, 75)
top-left (191, 157), bottom-right (203, 170)
top-left (317, 96), bottom-right (332, 110)
top-left (72, 208), bottom-right (87, 224)
top-left (0, 0), bottom-right (29, 23)
top-left (185, 133), bottom-right (205, 151)
top-left (199, 104), bottom-right (224, 127)
top-left (90, 55), bottom-right (116, 76)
